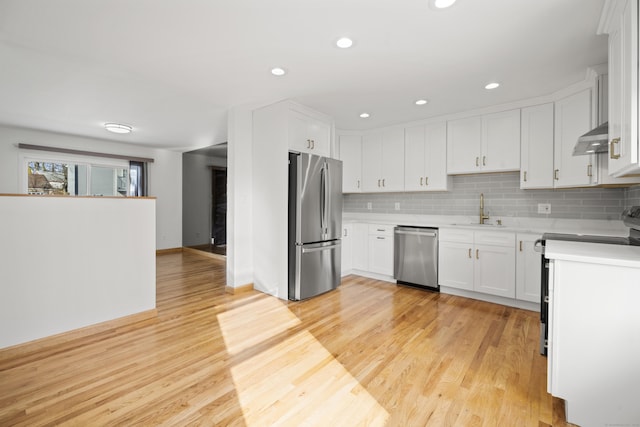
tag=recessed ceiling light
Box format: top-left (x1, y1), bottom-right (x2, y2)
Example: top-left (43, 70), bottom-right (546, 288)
top-left (336, 37), bottom-right (354, 48)
top-left (271, 67), bottom-right (286, 76)
top-left (586, 149), bottom-right (595, 153)
top-left (485, 82), bottom-right (500, 90)
top-left (415, 99), bottom-right (429, 105)
top-left (360, 113), bottom-right (370, 118)
top-left (433, 0), bottom-right (456, 9)
top-left (104, 123), bottom-right (132, 134)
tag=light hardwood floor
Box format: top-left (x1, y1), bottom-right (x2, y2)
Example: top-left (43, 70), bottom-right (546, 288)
top-left (0, 251), bottom-right (573, 426)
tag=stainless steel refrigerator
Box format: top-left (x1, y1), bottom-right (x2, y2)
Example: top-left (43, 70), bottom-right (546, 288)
top-left (288, 152), bottom-right (343, 300)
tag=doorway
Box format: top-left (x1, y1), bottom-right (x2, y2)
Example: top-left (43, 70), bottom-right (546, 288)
top-left (182, 143), bottom-right (227, 257)
top-left (210, 167), bottom-right (227, 255)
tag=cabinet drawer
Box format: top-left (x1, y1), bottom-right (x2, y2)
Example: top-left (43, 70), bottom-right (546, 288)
top-left (368, 224), bottom-right (394, 236)
top-left (475, 231), bottom-right (514, 247)
top-left (439, 228), bottom-right (474, 243)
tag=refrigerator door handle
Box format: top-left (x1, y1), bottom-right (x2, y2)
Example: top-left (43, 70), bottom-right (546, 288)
top-left (320, 163), bottom-right (326, 234)
top-left (301, 241), bottom-right (341, 253)
top-left (324, 161), bottom-right (330, 236)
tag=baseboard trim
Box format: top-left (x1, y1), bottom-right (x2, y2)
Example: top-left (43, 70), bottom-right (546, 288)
top-left (225, 283), bottom-right (254, 294)
top-left (0, 309), bottom-right (158, 358)
top-left (182, 246), bottom-right (226, 261)
top-left (156, 247), bottom-right (183, 255)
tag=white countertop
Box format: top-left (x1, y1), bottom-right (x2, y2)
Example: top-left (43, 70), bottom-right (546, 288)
top-left (544, 240), bottom-right (640, 268)
top-left (343, 212), bottom-right (630, 236)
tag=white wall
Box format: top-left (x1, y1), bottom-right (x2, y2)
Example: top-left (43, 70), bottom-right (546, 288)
top-left (0, 125), bottom-right (182, 249)
top-left (226, 106), bottom-right (254, 288)
top-left (0, 195), bottom-right (156, 348)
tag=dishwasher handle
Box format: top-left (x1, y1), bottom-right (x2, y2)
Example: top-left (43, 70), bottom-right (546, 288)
top-left (395, 229), bottom-right (437, 238)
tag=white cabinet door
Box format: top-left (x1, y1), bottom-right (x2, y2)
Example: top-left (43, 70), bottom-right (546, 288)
top-left (288, 109), bottom-right (331, 157)
top-left (553, 89), bottom-right (595, 188)
top-left (438, 241), bottom-right (474, 291)
top-left (361, 133), bottom-right (383, 192)
top-left (425, 121), bottom-right (449, 191)
top-left (361, 129), bottom-right (404, 192)
top-left (352, 223), bottom-right (369, 271)
top-left (339, 135), bottom-right (362, 193)
top-left (447, 116), bottom-right (482, 174)
top-left (404, 125), bottom-right (426, 191)
top-left (341, 224), bottom-right (353, 276)
top-left (474, 243), bottom-right (516, 298)
top-left (482, 109), bottom-right (520, 172)
top-left (521, 103), bottom-right (555, 189)
top-left (607, 0), bottom-right (640, 177)
top-left (405, 122), bottom-right (449, 191)
top-left (368, 234), bottom-right (394, 276)
top-left (380, 128), bottom-right (405, 192)
top-left (515, 233), bottom-right (542, 303)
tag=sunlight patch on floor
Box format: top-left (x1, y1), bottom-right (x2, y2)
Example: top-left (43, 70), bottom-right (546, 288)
top-left (217, 296), bottom-right (389, 426)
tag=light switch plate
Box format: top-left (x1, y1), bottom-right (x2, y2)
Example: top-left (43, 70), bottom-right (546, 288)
top-left (367, 202), bottom-right (372, 210)
top-left (538, 203), bottom-right (551, 214)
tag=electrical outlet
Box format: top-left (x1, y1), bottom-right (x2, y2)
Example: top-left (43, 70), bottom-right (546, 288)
top-left (538, 203), bottom-right (551, 214)
top-left (395, 202), bottom-right (400, 210)
top-left (367, 202), bottom-right (372, 210)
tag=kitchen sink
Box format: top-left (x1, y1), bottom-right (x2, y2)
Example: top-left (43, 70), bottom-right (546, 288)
top-left (451, 222), bottom-right (506, 228)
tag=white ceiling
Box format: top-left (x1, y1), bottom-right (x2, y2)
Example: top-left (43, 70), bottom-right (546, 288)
top-left (0, 0), bottom-right (607, 151)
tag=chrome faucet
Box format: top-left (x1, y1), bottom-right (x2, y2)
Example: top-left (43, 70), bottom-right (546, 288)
top-left (479, 193), bottom-right (490, 224)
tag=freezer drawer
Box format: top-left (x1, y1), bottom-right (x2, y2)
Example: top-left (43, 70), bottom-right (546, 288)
top-left (394, 226), bottom-right (438, 290)
top-left (289, 240), bottom-right (341, 301)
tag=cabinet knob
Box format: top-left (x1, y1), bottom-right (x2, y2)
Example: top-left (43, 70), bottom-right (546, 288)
top-left (610, 138), bottom-right (621, 160)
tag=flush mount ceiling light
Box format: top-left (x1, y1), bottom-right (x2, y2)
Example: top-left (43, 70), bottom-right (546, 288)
top-left (336, 37), bottom-right (354, 49)
top-left (431, 0), bottom-right (457, 9)
top-left (485, 82), bottom-right (500, 90)
top-left (415, 99), bottom-right (429, 105)
top-left (104, 123), bottom-right (132, 134)
top-left (359, 113), bottom-right (370, 118)
top-left (271, 67), bottom-right (286, 76)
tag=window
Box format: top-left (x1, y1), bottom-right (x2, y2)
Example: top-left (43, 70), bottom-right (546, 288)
top-left (25, 158), bottom-right (142, 197)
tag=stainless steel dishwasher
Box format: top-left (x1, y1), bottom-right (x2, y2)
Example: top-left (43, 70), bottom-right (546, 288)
top-left (394, 226), bottom-right (439, 291)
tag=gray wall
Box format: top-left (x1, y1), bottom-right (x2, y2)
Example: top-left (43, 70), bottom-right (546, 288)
top-left (345, 172), bottom-right (640, 221)
top-left (182, 152), bottom-right (226, 246)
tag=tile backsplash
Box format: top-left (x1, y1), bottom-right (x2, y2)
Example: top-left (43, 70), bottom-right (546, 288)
top-left (344, 172), bottom-right (640, 221)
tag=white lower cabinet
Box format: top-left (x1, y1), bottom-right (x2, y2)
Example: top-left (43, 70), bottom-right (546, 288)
top-left (341, 224), bottom-right (352, 276)
top-left (515, 233), bottom-right (542, 303)
top-left (367, 224), bottom-right (394, 276)
top-left (351, 223), bottom-right (369, 271)
top-left (439, 228), bottom-right (516, 298)
top-left (438, 240), bottom-right (474, 290)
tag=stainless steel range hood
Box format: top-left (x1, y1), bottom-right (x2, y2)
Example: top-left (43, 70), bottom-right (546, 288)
top-left (572, 121), bottom-right (609, 156)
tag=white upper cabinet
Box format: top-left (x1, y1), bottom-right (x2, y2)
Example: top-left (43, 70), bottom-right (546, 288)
top-left (482, 109), bottom-right (521, 172)
top-left (553, 89), bottom-right (596, 188)
top-left (288, 108), bottom-right (331, 157)
top-left (339, 135), bottom-right (362, 193)
top-left (447, 109), bottom-right (520, 174)
top-left (447, 116), bottom-right (482, 174)
top-left (362, 128), bottom-right (404, 192)
top-left (521, 103), bottom-right (555, 189)
top-left (602, 0), bottom-right (640, 177)
top-left (404, 121), bottom-right (450, 191)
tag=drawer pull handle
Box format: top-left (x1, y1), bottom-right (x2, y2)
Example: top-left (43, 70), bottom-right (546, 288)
top-left (476, 157), bottom-right (479, 167)
top-left (476, 249), bottom-right (479, 259)
top-left (420, 177), bottom-right (423, 186)
top-left (554, 169), bottom-right (559, 180)
top-left (519, 241), bottom-right (523, 252)
top-left (482, 156), bottom-right (486, 166)
top-left (523, 171), bottom-right (527, 182)
top-left (610, 138), bottom-right (621, 159)
top-left (468, 248), bottom-right (472, 258)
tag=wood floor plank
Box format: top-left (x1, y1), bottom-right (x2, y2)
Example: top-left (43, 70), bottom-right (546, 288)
top-left (0, 251), bottom-right (570, 426)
